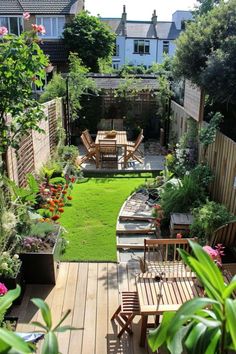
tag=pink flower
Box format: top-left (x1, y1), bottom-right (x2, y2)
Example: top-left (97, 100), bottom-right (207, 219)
top-left (0, 283), bottom-right (8, 296)
top-left (203, 245), bottom-right (224, 267)
top-left (32, 24), bottom-right (38, 31)
top-left (37, 25), bottom-right (46, 35)
top-left (23, 12), bottom-right (30, 20)
top-left (176, 233), bottom-right (183, 239)
top-left (0, 27), bottom-right (8, 36)
top-left (203, 246), bottom-right (218, 258)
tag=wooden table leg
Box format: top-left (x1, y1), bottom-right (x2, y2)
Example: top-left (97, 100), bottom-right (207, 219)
top-left (95, 145), bottom-right (99, 169)
top-left (140, 315), bottom-right (148, 347)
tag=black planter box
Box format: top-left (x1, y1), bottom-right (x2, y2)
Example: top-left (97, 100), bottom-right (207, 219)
top-left (0, 270), bottom-right (25, 305)
top-left (20, 229), bottom-right (62, 284)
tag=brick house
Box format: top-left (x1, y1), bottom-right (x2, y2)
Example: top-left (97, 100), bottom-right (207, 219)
top-left (101, 6), bottom-right (192, 69)
top-left (0, 0), bottom-right (84, 72)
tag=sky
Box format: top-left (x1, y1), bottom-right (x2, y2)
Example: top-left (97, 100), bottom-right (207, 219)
top-left (85, 0), bottom-right (197, 21)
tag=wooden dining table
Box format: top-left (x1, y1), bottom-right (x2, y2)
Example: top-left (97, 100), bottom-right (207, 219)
top-left (136, 272), bottom-right (201, 347)
top-left (95, 130), bottom-right (128, 168)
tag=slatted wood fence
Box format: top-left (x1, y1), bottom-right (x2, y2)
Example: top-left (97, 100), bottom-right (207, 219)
top-left (7, 98), bottom-right (64, 186)
top-left (203, 130), bottom-right (236, 214)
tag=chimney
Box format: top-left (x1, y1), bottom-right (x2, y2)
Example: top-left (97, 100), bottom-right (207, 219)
top-left (122, 5), bottom-right (127, 36)
top-left (152, 9), bottom-right (157, 25)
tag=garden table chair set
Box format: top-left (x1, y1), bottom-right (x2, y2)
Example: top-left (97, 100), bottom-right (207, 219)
top-left (80, 129), bottom-right (144, 169)
top-left (111, 238), bottom-right (201, 347)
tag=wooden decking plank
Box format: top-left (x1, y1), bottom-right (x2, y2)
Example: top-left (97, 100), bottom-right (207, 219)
top-left (81, 263), bottom-right (98, 354)
top-left (95, 263), bottom-right (108, 354)
top-left (68, 262), bottom-right (89, 354)
top-left (57, 262), bottom-right (79, 354)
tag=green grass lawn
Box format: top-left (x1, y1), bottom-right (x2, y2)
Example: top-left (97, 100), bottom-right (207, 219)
top-left (60, 177), bottom-right (149, 261)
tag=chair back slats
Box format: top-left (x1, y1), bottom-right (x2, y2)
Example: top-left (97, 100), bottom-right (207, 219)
top-left (210, 221), bottom-right (236, 248)
top-left (83, 129), bottom-right (94, 146)
top-left (81, 133), bottom-right (90, 152)
top-left (143, 238), bottom-right (196, 277)
top-left (99, 139), bottom-right (117, 154)
top-left (113, 119), bottom-right (124, 130)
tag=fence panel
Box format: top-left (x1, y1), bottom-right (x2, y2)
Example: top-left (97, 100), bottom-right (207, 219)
top-left (202, 131), bottom-right (236, 214)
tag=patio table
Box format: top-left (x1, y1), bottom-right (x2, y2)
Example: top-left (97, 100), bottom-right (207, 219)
top-left (95, 130), bottom-right (128, 168)
top-left (136, 272), bottom-right (201, 347)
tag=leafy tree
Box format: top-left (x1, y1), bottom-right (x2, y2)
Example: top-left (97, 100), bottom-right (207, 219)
top-left (174, 0), bottom-right (236, 105)
top-left (63, 11), bottom-right (115, 72)
top-left (0, 30), bottom-right (48, 157)
top-left (193, 0), bottom-right (220, 17)
top-left (40, 73), bottom-right (66, 103)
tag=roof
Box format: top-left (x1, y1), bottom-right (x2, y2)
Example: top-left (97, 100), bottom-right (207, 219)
top-left (101, 18), bottom-right (180, 40)
top-left (39, 40), bottom-right (68, 62)
top-left (155, 22), bottom-right (181, 39)
top-left (89, 75), bottom-right (159, 91)
top-left (0, 0), bottom-right (83, 15)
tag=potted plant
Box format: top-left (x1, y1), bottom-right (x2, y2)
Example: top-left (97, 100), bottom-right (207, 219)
top-left (19, 221), bottom-right (62, 284)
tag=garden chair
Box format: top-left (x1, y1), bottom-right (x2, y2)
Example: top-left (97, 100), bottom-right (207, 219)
top-left (80, 133), bottom-right (96, 164)
top-left (99, 139), bottom-right (118, 168)
top-left (141, 238), bottom-right (196, 278)
top-left (97, 119), bottom-right (112, 130)
top-left (122, 133), bottom-right (144, 165)
top-left (83, 129), bottom-right (95, 147)
top-left (111, 291), bottom-right (140, 338)
top-left (112, 119), bottom-right (124, 130)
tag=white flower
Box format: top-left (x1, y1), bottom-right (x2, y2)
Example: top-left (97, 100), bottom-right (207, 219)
top-left (1, 263), bottom-right (8, 270)
top-left (2, 252), bottom-right (9, 257)
top-left (2, 211), bottom-right (17, 233)
top-left (13, 254), bottom-right (19, 259)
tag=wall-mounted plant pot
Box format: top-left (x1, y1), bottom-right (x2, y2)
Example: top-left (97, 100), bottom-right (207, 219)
top-left (0, 270), bottom-right (25, 305)
top-left (20, 228), bottom-right (62, 285)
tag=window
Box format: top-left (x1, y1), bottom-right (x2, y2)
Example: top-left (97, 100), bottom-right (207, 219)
top-left (0, 17), bottom-right (23, 35)
top-left (134, 40), bottom-right (150, 54)
top-left (113, 44), bottom-right (119, 56)
top-left (36, 17), bottom-right (65, 38)
top-left (163, 41), bottom-right (169, 54)
top-left (112, 63), bottom-right (119, 70)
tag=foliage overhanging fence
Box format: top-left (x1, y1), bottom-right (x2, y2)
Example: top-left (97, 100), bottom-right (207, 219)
top-left (6, 98), bottom-right (64, 187)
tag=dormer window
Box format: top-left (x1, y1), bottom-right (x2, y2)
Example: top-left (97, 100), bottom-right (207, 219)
top-left (36, 16), bottom-right (65, 38)
top-left (163, 41), bottom-right (169, 54)
top-left (0, 17), bottom-right (23, 35)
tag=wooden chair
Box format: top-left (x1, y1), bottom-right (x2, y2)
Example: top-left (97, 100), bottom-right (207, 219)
top-left (141, 238), bottom-right (196, 277)
top-left (210, 221), bottom-right (236, 262)
top-left (97, 119), bottom-right (112, 130)
top-left (83, 129), bottom-right (95, 147)
top-left (112, 119), bottom-right (124, 130)
top-left (123, 133), bottom-right (144, 166)
top-left (80, 133), bottom-right (96, 164)
top-left (111, 291), bottom-right (140, 338)
top-left (99, 139), bottom-right (118, 168)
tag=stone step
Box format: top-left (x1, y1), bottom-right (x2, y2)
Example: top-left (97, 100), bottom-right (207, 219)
top-left (118, 249), bottom-right (144, 263)
top-left (117, 233), bottom-right (156, 246)
top-left (116, 221), bottom-right (155, 234)
top-left (119, 214), bottom-right (154, 222)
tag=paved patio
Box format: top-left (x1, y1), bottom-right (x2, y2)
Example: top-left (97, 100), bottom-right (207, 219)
top-left (78, 142), bottom-right (165, 172)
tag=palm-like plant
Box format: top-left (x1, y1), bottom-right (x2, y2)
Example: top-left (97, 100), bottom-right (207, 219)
top-left (148, 240), bottom-right (236, 354)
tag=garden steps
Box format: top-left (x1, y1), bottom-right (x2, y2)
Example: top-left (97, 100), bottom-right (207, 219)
top-left (116, 191), bottom-right (157, 264)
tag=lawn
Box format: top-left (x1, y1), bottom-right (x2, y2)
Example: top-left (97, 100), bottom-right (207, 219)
top-left (60, 177), bottom-right (150, 261)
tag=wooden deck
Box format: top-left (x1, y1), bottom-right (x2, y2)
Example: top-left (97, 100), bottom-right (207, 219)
top-left (12, 262), bottom-right (154, 354)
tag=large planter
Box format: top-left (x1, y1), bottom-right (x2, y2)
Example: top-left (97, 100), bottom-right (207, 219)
top-left (20, 228), bottom-right (62, 284)
top-left (0, 270), bottom-right (25, 305)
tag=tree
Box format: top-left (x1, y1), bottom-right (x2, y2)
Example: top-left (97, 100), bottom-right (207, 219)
top-left (63, 11), bottom-right (115, 72)
top-left (174, 0), bottom-right (236, 105)
top-left (0, 29), bottom-right (48, 158)
top-left (193, 0), bottom-right (220, 17)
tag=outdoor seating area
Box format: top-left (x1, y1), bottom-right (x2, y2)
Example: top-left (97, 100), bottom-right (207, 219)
top-left (79, 129), bottom-right (165, 172)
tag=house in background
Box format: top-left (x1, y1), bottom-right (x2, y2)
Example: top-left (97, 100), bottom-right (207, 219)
top-left (101, 6), bottom-right (192, 69)
top-left (0, 0), bottom-right (84, 72)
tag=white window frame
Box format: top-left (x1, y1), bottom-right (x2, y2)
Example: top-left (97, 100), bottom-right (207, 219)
top-left (134, 40), bottom-right (150, 54)
top-left (163, 41), bottom-right (170, 54)
top-left (0, 16), bottom-right (23, 35)
top-left (36, 16), bottom-right (65, 39)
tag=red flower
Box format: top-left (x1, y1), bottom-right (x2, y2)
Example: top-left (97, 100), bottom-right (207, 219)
top-left (70, 177), bottom-right (76, 183)
top-left (62, 190), bottom-right (67, 195)
top-left (67, 196), bottom-right (72, 200)
top-left (49, 207), bottom-right (55, 212)
top-left (58, 208), bottom-right (64, 213)
top-left (176, 233), bottom-right (183, 239)
top-left (51, 215), bottom-right (60, 221)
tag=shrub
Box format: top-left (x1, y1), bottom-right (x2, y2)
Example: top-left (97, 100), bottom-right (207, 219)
top-left (160, 175), bottom-right (207, 218)
top-left (190, 200), bottom-right (235, 243)
top-left (189, 163), bottom-right (214, 189)
top-left (39, 73), bottom-right (66, 103)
